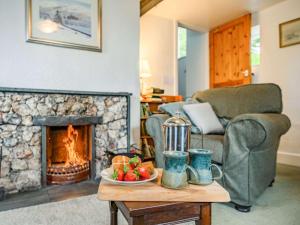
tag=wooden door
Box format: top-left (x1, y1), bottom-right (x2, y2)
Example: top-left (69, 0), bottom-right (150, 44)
top-left (209, 14), bottom-right (252, 88)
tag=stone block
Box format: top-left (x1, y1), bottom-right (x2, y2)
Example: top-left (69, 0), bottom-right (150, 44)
top-left (0, 159), bottom-right (11, 177)
top-left (30, 133), bottom-right (41, 146)
top-left (22, 116), bottom-right (33, 126)
top-left (12, 103), bottom-right (31, 116)
top-left (3, 137), bottom-right (18, 147)
top-left (14, 170), bottom-right (41, 191)
top-left (103, 112), bottom-right (114, 123)
top-left (2, 113), bottom-right (21, 125)
top-left (0, 99), bottom-right (12, 113)
top-left (11, 159), bottom-right (28, 171)
top-left (22, 128), bottom-right (34, 142)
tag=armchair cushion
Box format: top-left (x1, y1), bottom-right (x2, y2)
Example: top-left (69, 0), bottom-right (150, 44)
top-left (183, 103), bottom-right (224, 134)
top-left (183, 102), bottom-right (224, 134)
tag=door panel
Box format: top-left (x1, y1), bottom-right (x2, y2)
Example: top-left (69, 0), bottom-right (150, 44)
top-left (210, 14), bottom-right (251, 88)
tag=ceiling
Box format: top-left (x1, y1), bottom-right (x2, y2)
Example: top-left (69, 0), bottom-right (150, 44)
top-left (147, 0), bottom-right (286, 31)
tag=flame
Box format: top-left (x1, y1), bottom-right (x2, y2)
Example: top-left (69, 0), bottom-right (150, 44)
top-left (63, 125), bottom-right (86, 167)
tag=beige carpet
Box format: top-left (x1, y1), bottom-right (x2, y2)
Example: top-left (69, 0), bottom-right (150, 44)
top-left (0, 164), bottom-right (299, 225)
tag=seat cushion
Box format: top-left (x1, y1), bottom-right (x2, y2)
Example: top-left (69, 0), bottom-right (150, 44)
top-left (190, 134), bottom-right (224, 164)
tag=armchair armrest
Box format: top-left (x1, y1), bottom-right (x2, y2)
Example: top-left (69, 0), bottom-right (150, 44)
top-left (146, 114), bottom-right (170, 167)
top-left (225, 113), bottom-right (291, 153)
top-left (222, 113), bottom-right (291, 206)
top-left (229, 113), bottom-right (291, 137)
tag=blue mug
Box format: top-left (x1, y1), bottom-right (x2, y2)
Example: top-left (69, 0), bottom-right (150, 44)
top-left (162, 151), bottom-right (199, 189)
top-left (188, 149), bottom-right (222, 185)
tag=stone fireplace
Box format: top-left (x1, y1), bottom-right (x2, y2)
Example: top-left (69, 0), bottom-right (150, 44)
top-left (0, 87), bottom-right (131, 194)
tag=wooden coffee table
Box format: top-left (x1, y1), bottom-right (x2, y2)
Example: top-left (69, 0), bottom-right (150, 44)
top-left (109, 201), bottom-right (211, 225)
top-left (98, 169), bottom-right (230, 225)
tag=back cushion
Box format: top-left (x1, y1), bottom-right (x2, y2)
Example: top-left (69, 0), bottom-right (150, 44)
top-left (192, 83), bottom-right (283, 119)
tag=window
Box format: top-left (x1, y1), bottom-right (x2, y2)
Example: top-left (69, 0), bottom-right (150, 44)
top-left (251, 25), bottom-right (260, 66)
top-left (178, 27), bottom-right (187, 59)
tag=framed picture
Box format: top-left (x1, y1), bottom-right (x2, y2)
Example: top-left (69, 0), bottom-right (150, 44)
top-left (279, 17), bottom-right (300, 48)
top-left (26, 0), bottom-right (102, 52)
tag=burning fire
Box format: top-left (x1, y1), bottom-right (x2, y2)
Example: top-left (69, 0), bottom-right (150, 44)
top-left (63, 125), bottom-right (86, 167)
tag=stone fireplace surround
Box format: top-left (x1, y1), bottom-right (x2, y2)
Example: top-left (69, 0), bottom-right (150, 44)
top-left (0, 87), bottom-right (131, 194)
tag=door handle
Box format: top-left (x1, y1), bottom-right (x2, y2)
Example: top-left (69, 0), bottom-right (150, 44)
top-left (241, 70), bottom-right (249, 77)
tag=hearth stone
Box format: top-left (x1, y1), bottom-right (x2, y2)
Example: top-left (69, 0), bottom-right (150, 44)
top-left (0, 88), bottom-right (131, 194)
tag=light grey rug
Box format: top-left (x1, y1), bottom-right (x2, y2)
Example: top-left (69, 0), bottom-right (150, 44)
top-left (0, 164), bottom-right (299, 225)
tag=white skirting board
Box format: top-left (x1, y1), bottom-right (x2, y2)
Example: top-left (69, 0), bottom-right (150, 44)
top-left (277, 151), bottom-right (300, 167)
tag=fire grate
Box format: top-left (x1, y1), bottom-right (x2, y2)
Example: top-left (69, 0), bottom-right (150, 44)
top-left (47, 162), bottom-right (90, 185)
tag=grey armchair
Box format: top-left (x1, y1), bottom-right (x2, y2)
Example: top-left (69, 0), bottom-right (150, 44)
top-left (146, 83), bottom-right (291, 212)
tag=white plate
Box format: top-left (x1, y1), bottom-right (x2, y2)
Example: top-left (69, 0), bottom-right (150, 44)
top-left (101, 167), bottom-right (159, 185)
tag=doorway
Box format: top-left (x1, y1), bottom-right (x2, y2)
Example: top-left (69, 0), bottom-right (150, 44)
top-left (177, 26), bottom-right (208, 99)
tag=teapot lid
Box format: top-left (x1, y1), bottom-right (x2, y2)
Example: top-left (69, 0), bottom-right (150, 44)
top-left (163, 112), bottom-right (191, 127)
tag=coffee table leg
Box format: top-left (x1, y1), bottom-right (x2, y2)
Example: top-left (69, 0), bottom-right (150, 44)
top-left (109, 201), bottom-right (118, 225)
top-left (200, 203), bottom-right (211, 225)
top-left (130, 216), bottom-right (144, 225)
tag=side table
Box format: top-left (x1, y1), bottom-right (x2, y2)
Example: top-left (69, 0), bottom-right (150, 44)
top-left (109, 201), bottom-right (211, 225)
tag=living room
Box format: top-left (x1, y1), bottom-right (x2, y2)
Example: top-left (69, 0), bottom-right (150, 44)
top-left (0, 0), bottom-right (299, 225)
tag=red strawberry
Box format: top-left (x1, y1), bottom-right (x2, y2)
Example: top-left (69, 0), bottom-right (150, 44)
top-left (137, 166), bottom-right (150, 179)
top-left (129, 155), bottom-right (141, 169)
top-left (124, 169), bottom-right (139, 181)
top-left (112, 169), bottom-right (124, 181)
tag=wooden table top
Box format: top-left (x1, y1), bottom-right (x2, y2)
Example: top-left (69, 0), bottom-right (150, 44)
top-left (98, 169), bottom-right (230, 203)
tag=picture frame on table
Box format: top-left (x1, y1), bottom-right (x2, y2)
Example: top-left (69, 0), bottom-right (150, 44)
top-left (279, 17), bottom-right (300, 48)
top-left (26, 0), bottom-right (102, 52)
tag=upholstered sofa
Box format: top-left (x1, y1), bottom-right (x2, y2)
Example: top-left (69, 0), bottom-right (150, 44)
top-left (146, 83), bottom-right (291, 212)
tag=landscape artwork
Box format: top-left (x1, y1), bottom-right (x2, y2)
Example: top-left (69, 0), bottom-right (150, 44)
top-left (280, 17), bottom-right (300, 48)
top-left (27, 0), bottom-right (102, 52)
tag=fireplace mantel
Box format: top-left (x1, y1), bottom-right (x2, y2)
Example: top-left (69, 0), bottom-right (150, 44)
top-left (33, 116), bottom-right (103, 126)
top-left (0, 87), bottom-right (132, 97)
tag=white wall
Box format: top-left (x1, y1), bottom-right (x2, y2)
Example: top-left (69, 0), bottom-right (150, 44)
top-left (186, 30), bottom-right (209, 97)
top-left (0, 0), bottom-right (140, 143)
top-left (257, 0), bottom-right (300, 167)
top-left (140, 14), bottom-right (177, 95)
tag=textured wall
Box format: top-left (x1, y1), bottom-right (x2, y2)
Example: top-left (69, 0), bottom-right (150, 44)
top-left (0, 91), bottom-right (128, 193)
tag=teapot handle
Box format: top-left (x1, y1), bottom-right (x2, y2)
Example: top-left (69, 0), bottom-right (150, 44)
top-left (211, 164), bottom-right (223, 180)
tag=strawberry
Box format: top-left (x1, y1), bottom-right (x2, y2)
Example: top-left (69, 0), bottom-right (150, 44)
top-left (129, 155), bottom-right (141, 169)
top-left (124, 169), bottom-right (139, 181)
top-left (137, 166), bottom-right (150, 179)
top-left (112, 169), bottom-right (124, 181)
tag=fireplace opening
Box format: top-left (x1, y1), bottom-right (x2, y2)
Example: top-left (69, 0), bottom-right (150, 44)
top-left (46, 124), bottom-right (92, 185)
